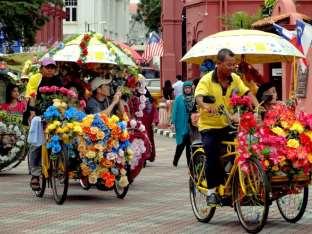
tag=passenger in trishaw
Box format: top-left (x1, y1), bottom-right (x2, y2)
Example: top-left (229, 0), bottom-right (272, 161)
top-left (24, 58), bottom-right (63, 191)
top-left (86, 76), bottom-right (124, 116)
top-left (194, 48), bottom-right (259, 205)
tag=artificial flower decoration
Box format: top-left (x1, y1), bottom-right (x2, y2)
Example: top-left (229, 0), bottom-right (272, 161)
top-left (237, 102), bottom-right (312, 178)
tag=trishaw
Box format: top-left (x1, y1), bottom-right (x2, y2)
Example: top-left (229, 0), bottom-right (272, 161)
top-left (181, 29), bottom-right (310, 233)
top-left (28, 32), bottom-right (145, 204)
top-left (0, 67), bottom-right (28, 173)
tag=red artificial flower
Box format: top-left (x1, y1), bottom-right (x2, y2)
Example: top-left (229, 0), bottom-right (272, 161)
top-left (240, 112), bottom-right (257, 131)
top-left (77, 59), bottom-right (83, 65)
top-left (79, 41), bottom-right (87, 49)
top-left (82, 48), bottom-right (88, 56)
top-left (83, 34), bottom-right (91, 42)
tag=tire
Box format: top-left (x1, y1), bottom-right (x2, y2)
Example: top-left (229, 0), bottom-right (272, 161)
top-left (34, 173), bottom-right (47, 198)
top-left (277, 185), bottom-right (308, 223)
top-left (114, 182), bottom-right (129, 199)
top-left (233, 158), bottom-right (270, 234)
top-left (51, 145), bottom-right (69, 205)
top-left (189, 150), bottom-right (215, 223)
top-left (189, 177), bottom-right (216, 222)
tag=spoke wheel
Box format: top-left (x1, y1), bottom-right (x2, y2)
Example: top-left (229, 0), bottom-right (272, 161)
top-left (277, 185), bottom-right (308, 223)
top-left (189, 151), bottom-right (215, 223)
top-left (51, 146), bottom-right (69, 205)
top-left (233, 158), bottom-right (270, 233)
top-left (34, 173), bottom-right (46, 198)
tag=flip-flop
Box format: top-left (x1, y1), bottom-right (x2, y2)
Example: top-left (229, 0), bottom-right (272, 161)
top-left (30, 177), bottom-right (40, 191)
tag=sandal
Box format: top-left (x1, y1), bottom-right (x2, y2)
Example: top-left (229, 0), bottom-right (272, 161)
top-left (30, 176), bottom-right (40, 191)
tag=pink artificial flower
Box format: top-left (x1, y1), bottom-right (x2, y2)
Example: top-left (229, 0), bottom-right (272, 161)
top-left (59, 87), bottom-right (69, 95)
top-left (50, 86), bottom-right (59, 92)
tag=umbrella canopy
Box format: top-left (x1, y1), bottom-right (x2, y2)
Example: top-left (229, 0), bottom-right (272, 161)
top-left (114, 41), bottom-right (143, 64)
top-left (44, 33), bottom-right (137, 67)
top-left (181, 29), bottom-right (305, 64)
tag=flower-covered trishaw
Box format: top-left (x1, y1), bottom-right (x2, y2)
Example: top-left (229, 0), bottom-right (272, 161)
top-left (181, 29), bottom-right (311, 233)
top-left (0, 66), bottom-right (27, 172)
top-left (29, 33), bottom-right (152, 204)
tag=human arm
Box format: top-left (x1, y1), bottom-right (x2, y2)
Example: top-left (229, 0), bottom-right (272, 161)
top-left (102, 90), bottom-right (122, 116)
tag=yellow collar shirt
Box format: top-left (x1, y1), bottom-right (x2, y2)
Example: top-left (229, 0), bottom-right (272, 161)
top-left (194, 70), bottom-right (249, 131)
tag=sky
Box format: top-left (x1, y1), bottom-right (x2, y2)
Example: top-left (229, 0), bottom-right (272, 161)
top-left (130, 0), bottom-right (139, 3)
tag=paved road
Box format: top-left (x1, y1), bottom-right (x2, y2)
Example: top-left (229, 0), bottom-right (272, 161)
top-left (1, 135), bottom-right (312, 234)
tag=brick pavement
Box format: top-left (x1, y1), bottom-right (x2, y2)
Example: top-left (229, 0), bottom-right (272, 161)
top-left (0, 135), bottom-right (312, 234)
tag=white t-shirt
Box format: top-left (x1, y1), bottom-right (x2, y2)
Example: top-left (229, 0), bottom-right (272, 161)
top-left (173, 80), bottom-right (183, 98)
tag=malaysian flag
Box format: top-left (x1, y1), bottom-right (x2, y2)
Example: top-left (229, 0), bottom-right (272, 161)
top-left (142, 31), bottom-right (164, 62)
top-left (273, 22), bottom-right (310, 71)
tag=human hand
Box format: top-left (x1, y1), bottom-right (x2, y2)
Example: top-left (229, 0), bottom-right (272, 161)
top-left (113, 90), bottom-right (122, 104)
top-left (29, 111), bottom-right (36, 123)
top-left (230, 113), bottom-right (240, 123)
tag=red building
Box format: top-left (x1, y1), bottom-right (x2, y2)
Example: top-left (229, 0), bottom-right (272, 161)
top-left (35, 3), bottom-right (65, 45)
top-left (161, 0), bottom-right (312, 112)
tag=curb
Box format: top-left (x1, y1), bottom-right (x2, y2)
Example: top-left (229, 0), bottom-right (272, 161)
top-left (153, 127), bottom-right (176, 138)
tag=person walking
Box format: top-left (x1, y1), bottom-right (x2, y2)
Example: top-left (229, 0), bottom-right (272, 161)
top-left (172, 75), bottom-right (183, 98)
top-left (171, 81), bottom-right (194, 167)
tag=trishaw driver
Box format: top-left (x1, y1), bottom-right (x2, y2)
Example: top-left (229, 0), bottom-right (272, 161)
top-left (194, 48), bottom-right (258, 205)
top-left (24, 58), bottom-right (63, 191)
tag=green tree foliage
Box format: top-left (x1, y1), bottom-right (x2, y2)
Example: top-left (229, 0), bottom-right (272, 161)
top-left (262, 0), bottom-right (277, 17)
top-left (0, 0), bottom-right (63, 47)
top-left (135, 0), bottom-right (161, 33)
top-left (222, 11), bottom-right (263, 30)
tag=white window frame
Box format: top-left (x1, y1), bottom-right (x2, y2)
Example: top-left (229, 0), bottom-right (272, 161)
top-left (64, 0), bottom-right (78, 22)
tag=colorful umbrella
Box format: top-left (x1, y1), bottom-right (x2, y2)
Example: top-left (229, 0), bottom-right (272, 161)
top-left (44, 33), bottom-right (137, 67)
top-left (114, 41), bottom-right (143, 64)
top-left (181, 29), bottom-right (305, 64)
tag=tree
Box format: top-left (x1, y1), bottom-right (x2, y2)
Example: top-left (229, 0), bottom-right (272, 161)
top-left (262, 0), bottom-right (277, 17)
top-left (222, 11), bottom-right (263, 30)
top-left (135, 0), bottom-right (161, 34)
top-left (0, 0), bottom-right (63, 47)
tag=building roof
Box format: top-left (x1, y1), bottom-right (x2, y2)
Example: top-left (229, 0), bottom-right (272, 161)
top-left (252, 12), bottom-right (312, 28)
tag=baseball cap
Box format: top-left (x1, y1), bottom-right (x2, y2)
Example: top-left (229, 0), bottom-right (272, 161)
top-left (41, 57), bottom-right (56, 67)
top-left (91, 76), bottom-right (112, 91)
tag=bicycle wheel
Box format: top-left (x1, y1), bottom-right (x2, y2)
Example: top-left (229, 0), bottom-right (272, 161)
top-left (189, 151), bottom-right (215, 223)
top-left (34, 173), bottom-right (47, 198)
top-left (276, 185), bottom-right (308, 223)
top-left (51, 145), bottom-right (69, 205)
top-left (233, 158), bottom-right (270, 234)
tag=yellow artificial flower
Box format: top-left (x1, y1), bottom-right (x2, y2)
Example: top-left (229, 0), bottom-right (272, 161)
top-left (73, 125), bottom-right (83, 134)
top-left (287, 139), bottom-right (300, 148)
top-left (96, 131), bottom-right (105, 140)
top-left (290, 121), bottom-right (304, 133)
top-left (88, 172), bottom-right (98, 184)
top-left (90, 127), bottom-right (99, 135)
top-left (47, 123), bottom-right (57, 131)
top-left (110, 115), bottom-right (120, 123)
top-left (60, 102), bottom-right (67, 109)
top-left (78, 143), bottom-right (87, 153)
top-left (271, 127), bottom-right (286, 137)
top-left (118, 175), bottom-right (129, 188)
top-left (86, 151), bottom-right (96, 159)
top-left (281, 121), bottom-right (290, 129)
top-left (53, 120), bottom-right (61, 127)
top-left (66, 123), bottom-right (74, 129)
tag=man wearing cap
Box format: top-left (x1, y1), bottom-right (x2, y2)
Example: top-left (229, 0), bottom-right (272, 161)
top-left (86, 75), bottom-right (123, 116)
top-left (24, 57), bottom-right (63, 191)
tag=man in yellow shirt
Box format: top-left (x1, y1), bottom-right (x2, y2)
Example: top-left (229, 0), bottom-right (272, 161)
top-left (194, 48), bottom-right (258, 205)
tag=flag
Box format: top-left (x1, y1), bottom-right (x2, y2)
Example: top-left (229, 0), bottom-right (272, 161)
top-left (142, 32), bottom-right (164, 62)
top-left (296, 20), bottom-right (312, 57)
top-left (273, 22), bottom-right (309, 71)
top-left (272, 23), bottom-right (298, 46)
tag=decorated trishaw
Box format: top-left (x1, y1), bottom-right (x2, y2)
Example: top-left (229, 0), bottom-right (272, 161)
top-left (0, 64), bottom-right (28, 172)
top-left (181, 29), bottom-right (311, 233)
top-left (26, 32), bottom-right (153, 204)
